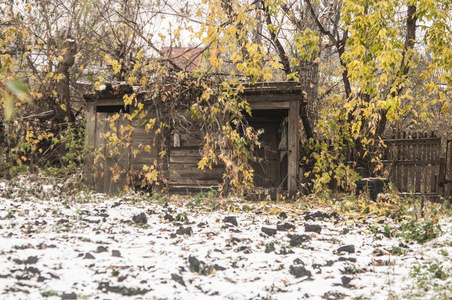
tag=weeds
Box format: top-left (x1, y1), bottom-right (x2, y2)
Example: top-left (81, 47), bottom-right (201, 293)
top-left (400, 220), bottom-right (442, 244)
top-left (369, 219), bottom-right (441, 244)
top-left (265, 242), bottom-right (275, 253)
top-left (340, 227), bottom-right (350, 235)
top-left (390, 246), bottom-right (407, 256)
top-left (195, 188), bottom-right (218, 201)
top-left (186, 188), bottom-right (220, 210)
top-left (370, 223), bottom-right (396, 239)
top-left (264, 241), bottom-right (293, 255)
top-left (407, 259), bottom-right (452, 298)
top-left (40, 290), bottom-right (59, 297)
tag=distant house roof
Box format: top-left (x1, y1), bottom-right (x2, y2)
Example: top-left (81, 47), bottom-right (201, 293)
top-left (162, 47), bottom-right (203, 71)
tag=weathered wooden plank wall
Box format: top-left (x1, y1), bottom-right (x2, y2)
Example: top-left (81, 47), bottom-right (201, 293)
top-left (84, 82), bottom-right (307, 195)
top-left (129, 110), bottom-right (161, 172)
top-left (85, 98), bottom-right (162, 193)
top-left (168, 110), bottom-right (223, 191)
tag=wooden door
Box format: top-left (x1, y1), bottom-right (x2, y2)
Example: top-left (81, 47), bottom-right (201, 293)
top-left (94, 112), bottom-right (129, 194)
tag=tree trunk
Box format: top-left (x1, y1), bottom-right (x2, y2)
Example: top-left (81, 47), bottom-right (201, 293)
top-left (376, 5), bottom-right (417, 137)
top-left (298, 60), bottom-right (318, 141)
top-left (261, 1), bottom-right (292, 76)
top-left (55, 39), bottom-right (76, 123)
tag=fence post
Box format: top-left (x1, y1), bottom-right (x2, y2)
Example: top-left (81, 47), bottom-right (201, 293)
top-left (288, 99), bottom-right (299, 197)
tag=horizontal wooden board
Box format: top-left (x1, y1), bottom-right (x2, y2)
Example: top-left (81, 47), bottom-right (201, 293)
top-left (382, 160), bottom-right (441, 166)
top-left (248, 101), bottom-right (290, 110)
top-left (169, 178), bottom-right (222, 185)
top-left (240, 82), bottom-right (304, 93)
top-left (244, 93), bottom-right (302, 102)
top-left (131, 143), bottom-right (158, 151)
top-left (169, 156), bottom-right (224, 166)
top-left (384, 138), bottom-right (441, 146)
top-left (170, 148), bottom-right (203, 156)
top-left (132, 155), bottom-right (158, 165)
top-left (176, 132), bottom-right (204, 147)
top-left (132, 131), bottom-right (157, 140)
top-left (169, 157), bottom-right (200, 164)
top-left (131, 163), bottom-right (166, 173)
top-left (131, 143), bottom-right (159, 153)
top-left (169, 186), bottom-right (219, 194)
top-left (170, 165), bottom-right (224, 176)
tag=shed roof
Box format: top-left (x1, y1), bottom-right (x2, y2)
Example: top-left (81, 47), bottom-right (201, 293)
top-left (83, 81), bottom-right (307, 108)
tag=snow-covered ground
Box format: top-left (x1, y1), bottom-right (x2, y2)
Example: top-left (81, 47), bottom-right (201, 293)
top-left (1, 176), bottom-right (452, 299)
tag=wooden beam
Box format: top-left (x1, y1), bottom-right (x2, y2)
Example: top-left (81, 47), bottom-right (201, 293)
top-left (288, 99), bottom-right (299, 197)
top-left (23, 110), bottom-right (55, 120)
top-left (248, 101), bottom-right (290, 110)
top-left (244, 93), bottom-right (307, 103)
top-left (83, 104), bottom-right (96, 189)
top-left (241, 81), bottom-right (305, 93)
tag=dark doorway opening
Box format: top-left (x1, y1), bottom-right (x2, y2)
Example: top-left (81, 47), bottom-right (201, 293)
top-left (246, 109), bottom-right (288, 190)
top-left (96, 105), bottom-right (129, 114)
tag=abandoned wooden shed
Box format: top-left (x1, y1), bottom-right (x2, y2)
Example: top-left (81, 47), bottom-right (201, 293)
top-left (83, 82), bottom-right (307, 195)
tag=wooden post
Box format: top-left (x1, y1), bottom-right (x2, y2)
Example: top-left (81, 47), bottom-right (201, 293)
top-left (288, 99), bottom-right (299, 197)
top-left (83, 103), bottom-right (96, 189)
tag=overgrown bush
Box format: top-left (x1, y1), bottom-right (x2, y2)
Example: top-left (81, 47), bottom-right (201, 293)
top-left (0, 117), bottom-right (85, 178)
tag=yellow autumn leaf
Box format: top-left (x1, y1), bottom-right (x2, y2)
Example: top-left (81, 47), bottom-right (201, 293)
top-left (128, 76), bottom-right (136, 85)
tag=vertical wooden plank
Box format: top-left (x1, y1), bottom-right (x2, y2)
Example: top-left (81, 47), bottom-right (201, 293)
top-left (395, 143), bottom-right (404, 192)
top-left (426, 140), bottom-right (431, 193)
top-left (83, 103), bottom-right (96, 189)
top-left (424, 140), bottom-right (429, 194)
top-left (395, 141), bottom-right (402, 191)
top-left (410, 141), bottom-right (414, 192)
top-left (430, 139), bottom-right (439, 195)
top-left (103, 113), bottom-right (113, 194)
top-left (405, 141), bottom-right (410, 192)
top-left (406, 141), bottom-right (410, 192)
top-left (392, 141), bottom-right (397, 188)
top-left (116, 114), bottom-right (130, 192)
top-left (445, 143), bottom-right (450, 196)
top-left (104, 114), bottom-right (130, 194)
top-left (445, 140), bottom-right (452, 179)
top-left (415, 140), bottom-right (422, 193)
top-left (443, 140), bottom-right (452, 197)
top-left (95, 113), bottom-right (108, 193)
top-left (158, 125), bottom-right (169, 189)
top-left (288, 99), bottom-right (299, 197)
top-left (427, 140), bottom-right (430, 194)
top-left (411, 140), bottom-right (415, 192)
top-left (396, 141), bottom-right (401, 191)
top-left (402, 140), bottom-right (411, 192)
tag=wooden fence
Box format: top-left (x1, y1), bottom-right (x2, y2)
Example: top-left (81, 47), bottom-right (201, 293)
top-left (444, 140), bottom-right (452, 198)
top-left (381, 133), bottom-right (443, 199)
top-left (301, 132), bottom-right (452, 200)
